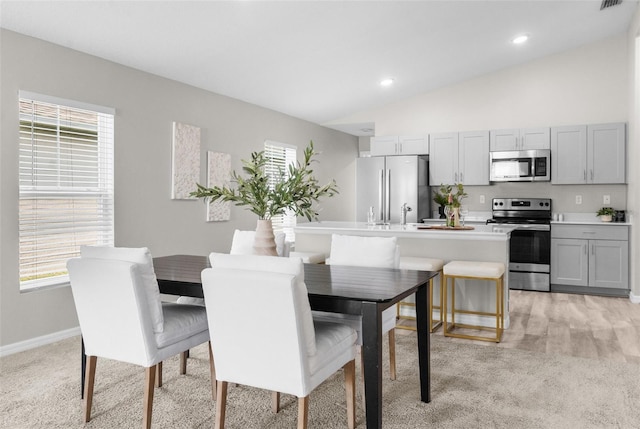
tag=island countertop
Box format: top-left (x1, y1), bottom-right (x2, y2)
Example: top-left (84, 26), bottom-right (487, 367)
top-left (295, 221), bottom-right (516, 241)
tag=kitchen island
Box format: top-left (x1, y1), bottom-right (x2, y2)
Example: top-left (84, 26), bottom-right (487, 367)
top-left (294, 221), bottom-right (516, 328)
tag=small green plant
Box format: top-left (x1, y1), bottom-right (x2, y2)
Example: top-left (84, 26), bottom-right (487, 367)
top-left (190, 141), bottom-right (338, 221)
top-left (597, 207), bottom-right (615, 217)
top-left (433, 183), bottom-right (467, 208)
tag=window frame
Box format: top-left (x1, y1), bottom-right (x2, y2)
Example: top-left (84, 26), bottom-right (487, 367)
top-left (18, 91), bottom-right (115, 291)
top-left (263, 140), bottom-right (297, 242)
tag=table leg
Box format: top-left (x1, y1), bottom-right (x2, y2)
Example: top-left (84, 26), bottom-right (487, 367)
top-left (415, 283), bottom-right (431, 402)
top-left (81, 337), bottom-right (86, 399)
top-left (361, 302), bottom-right (383, 429)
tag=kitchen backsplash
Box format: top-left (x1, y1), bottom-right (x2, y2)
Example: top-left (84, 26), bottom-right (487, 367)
top-left (431, 181), bottom-right (627, 214)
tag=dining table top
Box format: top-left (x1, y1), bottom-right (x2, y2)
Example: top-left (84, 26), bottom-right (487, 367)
top-left (153, 254), bottom-right (436, 305)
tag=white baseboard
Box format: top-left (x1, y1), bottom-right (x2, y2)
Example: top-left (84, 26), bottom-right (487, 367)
top-left (0, 326), bottom-right (80, 358)
top-left (630, 291), bottom-right (640, 304)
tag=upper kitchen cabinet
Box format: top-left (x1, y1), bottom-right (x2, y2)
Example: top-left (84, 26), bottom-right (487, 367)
top-left (370, 135), bottom-right (428, 156)
top-left (429, 131), bottom-right (489, 186)
top-left (490, 128), bottom-right (550, 151)
top-left (551, 123), bottom-right (626, 184)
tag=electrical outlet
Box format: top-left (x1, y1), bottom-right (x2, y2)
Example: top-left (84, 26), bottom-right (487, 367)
top-left (576, 195), bottom-right (582, 205)
top-left (480, 195), bottom-right (485, 204)
top-left (604, 195), bottom-right (611, 205)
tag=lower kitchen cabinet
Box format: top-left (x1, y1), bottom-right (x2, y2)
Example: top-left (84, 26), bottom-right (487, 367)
top-left (551, 224), bottom-right (629, 294)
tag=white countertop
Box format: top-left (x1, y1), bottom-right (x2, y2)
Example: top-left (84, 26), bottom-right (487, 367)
top-left (295, 221), bottom-right (516, 241)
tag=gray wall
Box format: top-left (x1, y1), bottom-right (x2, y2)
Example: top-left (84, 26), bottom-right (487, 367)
top-left (0, 30), bottom-right (357, 348)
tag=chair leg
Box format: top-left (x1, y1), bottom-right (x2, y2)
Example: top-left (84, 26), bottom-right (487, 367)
top-left (84, 355), bottom-right (97, 422)
top-left (215, 381), bottom-right (228, 429)
top-left (271, 391), bottom-right (281, 413)
top-left (344, 360), bottom-right (356, 429)
top-left (297, 396), bottom-right (309, 429)
top-left (208, 342), bottom-right (217, 401)
top-left (388, 328), bottom-right (396, 381)
top-left (155, 361), bottom-right (163, 388)
top-left (180, 351), bottom-right (187, 375)
top-left (143, 365), bottom-right (156, 429)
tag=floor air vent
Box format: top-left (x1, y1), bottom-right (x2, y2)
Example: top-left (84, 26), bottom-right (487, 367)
top-left (600, 0), bottom-right (622, 10)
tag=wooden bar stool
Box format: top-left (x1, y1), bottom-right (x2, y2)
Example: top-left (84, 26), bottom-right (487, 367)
top-left (397, 256), bottom-right (445, 332)
top-left (442, 260), bottom-right (505, 342)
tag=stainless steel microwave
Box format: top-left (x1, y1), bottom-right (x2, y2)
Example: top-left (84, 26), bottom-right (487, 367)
top-left (490, 149), bottom-right (551, 182)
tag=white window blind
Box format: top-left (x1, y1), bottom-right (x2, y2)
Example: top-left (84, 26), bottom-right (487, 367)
top-left (18, 94), bottom-right (114, 290)
top-left (264, 141), bottom-right (297, 242)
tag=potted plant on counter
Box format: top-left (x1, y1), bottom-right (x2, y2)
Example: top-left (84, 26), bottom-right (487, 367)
top-left (597, 207), bottom-right (615, 222)
top-left (440, 183), bottom-right (467, 227)
top-left (190, 141), bottom-right (338, 255)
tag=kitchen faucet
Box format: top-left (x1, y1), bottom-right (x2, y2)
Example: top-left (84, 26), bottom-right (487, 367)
top-left (400, 203), bottom-right (412, 225)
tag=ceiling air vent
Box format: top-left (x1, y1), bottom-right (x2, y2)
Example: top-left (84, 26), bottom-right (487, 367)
top-left (601, 0), bottom-right (622, 10)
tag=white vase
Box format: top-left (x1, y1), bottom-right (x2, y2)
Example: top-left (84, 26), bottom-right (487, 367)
top-left (600, 215), bottom-right (612, 222)
top-left (253, 219), bottom-right (278, 256)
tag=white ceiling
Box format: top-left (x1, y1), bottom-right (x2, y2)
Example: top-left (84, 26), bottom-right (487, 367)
top-left (1, 1), bottom-right (638, 136)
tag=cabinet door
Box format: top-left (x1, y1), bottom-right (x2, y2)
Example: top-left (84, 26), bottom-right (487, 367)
top-left (551, 238), bottom-right (588, 286)
top-left (429, 132), bottom-right (458, 185)
top-left (398, 136), bottom-right (428, 155)
top-left (459, 131), bottom-right (489, 185)
top-left (489, 129), bottom-right (518, 151)
top-left (589, 240), bottom-right (628, 289)
top-left (588, 123), bottom-right (626, 184)
top-left (551, 125), bottom-right (587, 184)
top-left (370, 136), bottom-right (399, 156)
top-left (521, 127), bottom-right (550, 150)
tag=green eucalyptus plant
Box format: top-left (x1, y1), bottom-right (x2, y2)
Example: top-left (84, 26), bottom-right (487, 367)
top-left (433, 183), bottom-right (467, 208)
top-left (190, 141), bottom-right (338, 221)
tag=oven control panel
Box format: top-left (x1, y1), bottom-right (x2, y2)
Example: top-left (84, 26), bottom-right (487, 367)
top-left (492, 198), bottom-right (551, 211)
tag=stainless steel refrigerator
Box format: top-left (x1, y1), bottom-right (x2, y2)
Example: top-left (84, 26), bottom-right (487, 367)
top-left (356, 155), bottom-right (430, 224)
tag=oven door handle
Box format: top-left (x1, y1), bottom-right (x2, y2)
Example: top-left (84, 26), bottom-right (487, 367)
top-left (513, 224), bottom-right (551, 231)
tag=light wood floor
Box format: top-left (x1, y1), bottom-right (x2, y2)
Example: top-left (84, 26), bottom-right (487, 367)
top-left (397, 290), bottom-right (640, 365)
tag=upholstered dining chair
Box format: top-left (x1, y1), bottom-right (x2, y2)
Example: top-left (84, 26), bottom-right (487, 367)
top-left (176, 229), bottom-right (290, 306)
top-left (312, 234), bottom-right (400, 381)
top-left (68, 246), bottom-right (213, 429)
top-left (202, 254), bottom-right (358, 429)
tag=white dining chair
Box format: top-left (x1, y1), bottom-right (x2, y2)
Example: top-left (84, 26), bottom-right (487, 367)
top-left (68, 246), bottom-right (213, 429)
top-left (202, 254), bottom-right (357, 429)
top-left (176, 229), bottom-right (290, 306)
top-left (312, 234), bottom-right (400, 381)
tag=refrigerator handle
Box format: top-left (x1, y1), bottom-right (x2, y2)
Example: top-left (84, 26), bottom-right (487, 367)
top-left (385, 169), bottom-right (391, 223)
top-left (378, 169), bottom-right (384, 222)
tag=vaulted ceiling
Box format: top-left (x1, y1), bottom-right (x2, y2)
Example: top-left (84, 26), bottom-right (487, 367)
top-left (1, 1), bottom-right (637, 135)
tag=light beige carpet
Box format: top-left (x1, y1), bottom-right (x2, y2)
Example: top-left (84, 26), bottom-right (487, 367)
top-left (1, 334), bottom-right (639, 428)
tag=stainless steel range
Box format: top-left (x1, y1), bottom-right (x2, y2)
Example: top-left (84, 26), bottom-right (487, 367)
top-left (487, 198), bottom-right (552, 292)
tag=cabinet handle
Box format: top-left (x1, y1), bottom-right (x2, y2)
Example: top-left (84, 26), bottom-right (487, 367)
top-left (395, 143), bottom-right (398, 154)
top-left (591, 243), bottom-right (594, 256)
top-left (583, 170), bottom-right (587, 181)
top-left (460, 172), bottom-right (464, 183)
top-left (399, 143), bottom-right (402, 153)
top-left (590, 169), bottom-right (594, 181)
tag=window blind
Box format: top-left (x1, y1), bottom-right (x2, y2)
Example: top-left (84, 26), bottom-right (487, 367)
top-left (264, 141), bottom-right (297, 242)
top-left (18, 95), bottom-right (114, 290)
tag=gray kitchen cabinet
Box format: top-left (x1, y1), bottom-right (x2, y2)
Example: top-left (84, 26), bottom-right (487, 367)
top-left (429, 131), bottom-right (489, 186)
top-left (370, 135), bottom-right (428, 156)
top-left (490, 127), bottom-right (550, 151)
top-left (551, 224), bottom-right (629, 291)
top-left (551, 122), bottom-right (626, 184)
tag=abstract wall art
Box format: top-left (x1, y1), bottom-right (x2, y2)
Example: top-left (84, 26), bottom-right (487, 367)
top-left (171, 121), bottom-right (201, 199)
top-left (206, 151), bottom-right (231, 221)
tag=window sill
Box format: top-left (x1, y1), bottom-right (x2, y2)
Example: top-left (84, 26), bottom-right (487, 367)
top-left (20, 279), bottom-right (70, 294)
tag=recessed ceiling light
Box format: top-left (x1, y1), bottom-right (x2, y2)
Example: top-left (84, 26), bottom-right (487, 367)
top-left (380, 78), bottom-right (394, 87)
top-left (512, 34), bottom-right (529, 45)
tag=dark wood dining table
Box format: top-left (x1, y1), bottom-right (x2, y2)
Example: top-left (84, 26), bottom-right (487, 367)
top-left (153, 254), bottom-right (435, 429)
